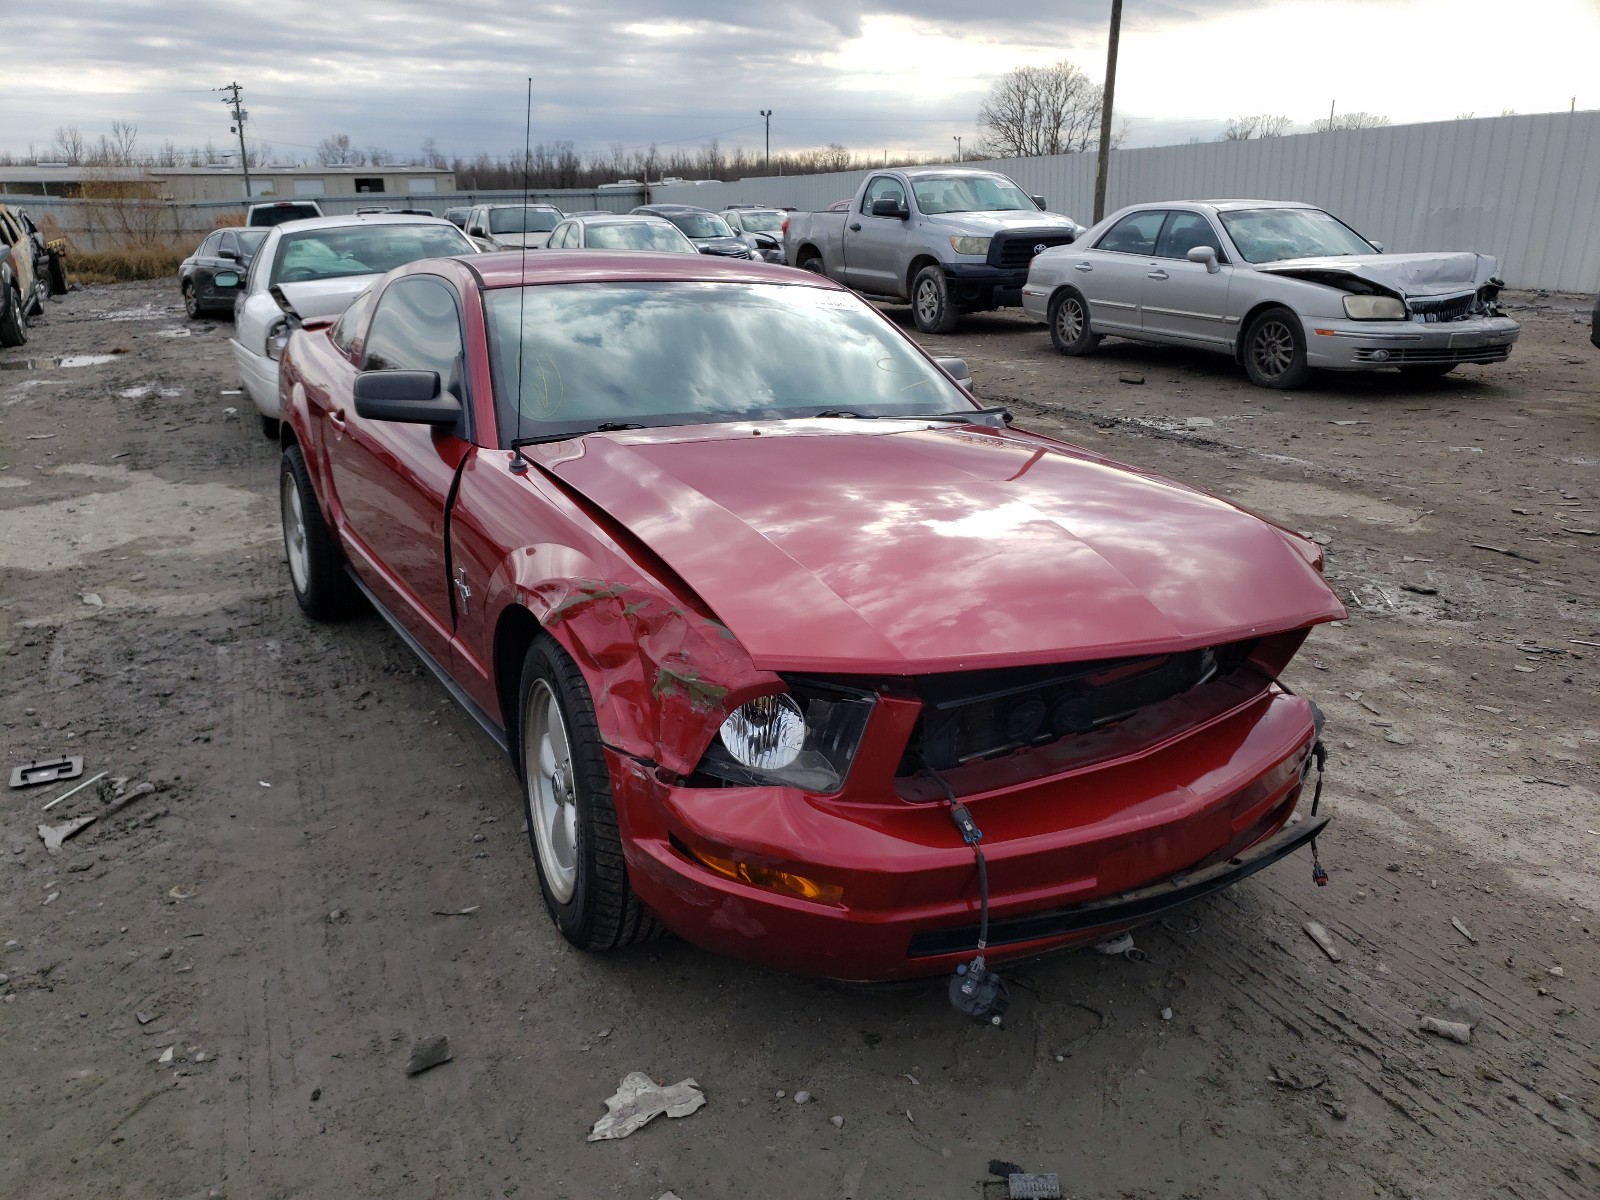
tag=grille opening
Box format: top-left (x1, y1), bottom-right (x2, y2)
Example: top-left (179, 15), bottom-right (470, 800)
top-left (901, 641), bottom-right (1256, 775)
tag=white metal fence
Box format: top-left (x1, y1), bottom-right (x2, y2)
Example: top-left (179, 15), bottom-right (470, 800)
top-left (656, 111), bottom-right (1600, 293)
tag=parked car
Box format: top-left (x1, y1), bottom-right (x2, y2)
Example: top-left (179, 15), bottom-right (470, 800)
top-left (274, 249), bottom-right (1344, 983)
top-left (546, 213), bottom-right (698, 253)
top-left (784, 168), bottom-right (1084, 333)
top-left (721, 206), bottom-right (787, 262)
top-left (246, 200), bottom-right (326, 227)
top-left (179, 227), bottom-right (266, 318)
top-left (443, 207), bottom-right (472, 229)
top-left (0, 203), bottom-right (50, 346)
top-left (230, 213), bottom-right (475, 438)
top-left (463, 204), bottom-right (564, 251)
top-left (631, 205), bottom-right (753, 258)
top-left (1024, 200), bottom-right (1520, 389)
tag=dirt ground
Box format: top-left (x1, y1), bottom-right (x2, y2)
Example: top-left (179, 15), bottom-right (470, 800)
top-left (1, 279), bottom-right (1595, 1200)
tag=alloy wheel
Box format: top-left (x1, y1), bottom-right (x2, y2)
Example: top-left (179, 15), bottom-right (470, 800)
top-left (1251, 319), bottom-right (1295, 379)
top-left (281, 472), bottom-right (310, 596)
top-left (524, 679), bottom-right (579, 904)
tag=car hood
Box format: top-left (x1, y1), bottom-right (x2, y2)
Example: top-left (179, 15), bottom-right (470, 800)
top-left (924, 210), bottom-right (1083, 236)
top-left (540, 423), bottom-right (1344, 674)
top-left (691, 237), bottom-right (750, 255)
top-left (487, 232), bottom-right (554, 249)
top-left (272, 276), bottom-right (379, 319)
top-left (1253, 252), bottom-right (1499, 297)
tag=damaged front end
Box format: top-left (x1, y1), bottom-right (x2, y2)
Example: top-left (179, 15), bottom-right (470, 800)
top-left (1261, 251), bottom-right (1507, 321)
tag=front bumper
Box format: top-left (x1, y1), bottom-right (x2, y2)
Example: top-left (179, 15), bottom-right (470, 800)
top-left (614, 686), bottom-right (1323, 981)
top-left (944, 262), bottom-right (1029, 310)
top-left (229, 338), bottom-right (281, 418)
top-left (1302, 314), bottom-right (1520, 369)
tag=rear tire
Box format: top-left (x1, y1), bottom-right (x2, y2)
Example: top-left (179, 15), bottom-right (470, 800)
top-left (517, 636), bottom-right (660, 950)
top-left (279, 444), bottom-right (360, 619)
top-left (1241, 305), bottom-right (1311, 389)
top-left (798, 253), bottom-right (825, 276)
top-left (0, 285), bottom-right (27, 347)
top-left (1398, 363), bottom-right (1457, 379)
top-left (1048, 288), bottom-right (1102, 356)
top-left (911, 264), bottom-right (959, 334)
top-left (183, 282), bottom-right (201, 319)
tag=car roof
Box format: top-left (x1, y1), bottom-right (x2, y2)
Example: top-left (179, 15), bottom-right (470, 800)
top-left (467, 250), bottom-right (840, 290)
top-left (571, 213), bottom-right (673, 225)
top-left (264, 213), bottom-right (463, 235)
top-left (633, 204), bottom-right (712, 215)
top-left (479, 202), bottom-right (562, 211)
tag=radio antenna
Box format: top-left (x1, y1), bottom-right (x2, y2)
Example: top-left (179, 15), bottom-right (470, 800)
top-left (510, 75), bottom-right (533, 474)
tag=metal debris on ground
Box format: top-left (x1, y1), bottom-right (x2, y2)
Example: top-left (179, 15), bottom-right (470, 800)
top-left (1092, 932), bottom-right (1135, 956)
top-left (586, 1072), bottom-right (705, 1141)
top-left (1419, 1016), bottom-right (1472, 1044)
top-left (431, 906), bottom-right (479, 916)
top-left (1007, 1172), bottom-right (1063, 1199)
top-left (41, 770), bottom-right (109, 811)
top-left (1118, 373), bottom-right (1145, 385)
top-left (404, 1034), bottom-right (453, 1077)
top-left (11, 757), bottom-right (86, 788)
top-left (1470, 542), bottom-right (1540, 563)
top-left (1451, 917), bottom-right (1478, 944)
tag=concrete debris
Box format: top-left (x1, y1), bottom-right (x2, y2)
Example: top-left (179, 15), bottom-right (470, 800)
top-left (404, 1035), bottom-right (453, 1077)
top-left (793, 1090), bottom-right (811, 1104)
top-left (1302, 921), bottom-right (1343, 962)
top-left (80, 592), bottom-right (104, 607)
top-left (158, 1046), bottom-right (175, 1064)
top-left (1118, 373), bottom-right (1145, 385)
top-left (587, 1071), bottom-right (705, 1141)
top-left (1547, 966), bottom-right (1565, 978)
top-left (38, 814), bottom-right (98, 854)
top-left (1451, 917), bottom-right (1478, 944)
top-left (830, 1115), bottom-right (844, 1128)
top-left (1419, 1016), bottom-right (1473, 1045)
top-left (1160, 1007), bottom-right (1173, 1021)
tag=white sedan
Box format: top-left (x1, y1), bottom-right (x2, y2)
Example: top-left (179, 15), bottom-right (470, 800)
top-left (230, 214), bottom-right (476, 436)
top-left (1022, 199), bottom-right (1519, 389)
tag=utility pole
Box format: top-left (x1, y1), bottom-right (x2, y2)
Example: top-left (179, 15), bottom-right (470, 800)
top-left (953, 135), bottom-right (962, 163)
top-left (760, 109), bottom-right (772, 173)
top-left (219, 82), bottom-right (253, 202)
top-left (1092, 0), bottom-right (1122, 224)
top-left (1328, 99), bottom-right (1336, 128)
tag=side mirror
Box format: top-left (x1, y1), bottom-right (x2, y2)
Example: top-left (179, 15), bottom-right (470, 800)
top-left (934, 356), bottom-right (973, 391)
top-left (1369, 240), bottom-right (1384, 253)
top-left (214, 270), bottom-right (241, 289)
top-left (468, 224), bottom-right (487, 239)
top-left (1186, 245), bottom-right (1221, 274)
top-left (353, 371), bottom-right (461, 425)
top-left (870, 198), bottom-right (909, 219)
top-left (1031, 195), bottom-right (1047, 210)
top-left (218, 247), bottom-right (239, 261)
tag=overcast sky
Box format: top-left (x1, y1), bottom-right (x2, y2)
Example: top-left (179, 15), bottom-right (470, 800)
top-left (3, 0), bottom-right (1597, 168)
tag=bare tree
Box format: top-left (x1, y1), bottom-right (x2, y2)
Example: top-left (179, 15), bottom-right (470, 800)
top-left (52, 125), bottom-right (86, 164)
top-left (1221, 114), bottom-right (1293, 140)
top-left (317, 133), bottom-right (363, 166)
top-left (1311, 112), bottom-right (1391, 133)
top-left (366, 145), bottom-right (390, 167)
top-left (976, 61), bottom-right (1106, 158)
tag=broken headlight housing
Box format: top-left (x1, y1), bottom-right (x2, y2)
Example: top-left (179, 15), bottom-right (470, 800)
top-left (1342, 294), bottom-right (1406, 320)
top-left (265, 318), bottom-right (292, 360)
top-left (699, 680), bottom-right (876, 793)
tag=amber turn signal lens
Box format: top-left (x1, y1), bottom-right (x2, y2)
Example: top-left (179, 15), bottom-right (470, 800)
top-left (688, 848), bottom-right (844, 905)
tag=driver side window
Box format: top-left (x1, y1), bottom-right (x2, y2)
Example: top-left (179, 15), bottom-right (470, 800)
top-left (362, 277), bottom-right (465, 395)
top-left (330, 288), bottom-right (375, 356)
top-left (861, 176), bottom-right (906, 215)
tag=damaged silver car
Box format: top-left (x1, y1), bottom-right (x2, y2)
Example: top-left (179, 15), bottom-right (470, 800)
top-left (1022, 199), bottom-right (1518, 388)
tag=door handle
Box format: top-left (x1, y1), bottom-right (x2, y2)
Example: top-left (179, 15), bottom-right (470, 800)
top-left (1147, 269), bottom-right (1169, 280)
top-left (1073, 262), bottom-right (1093, 272)
top-left (849, 223), bottom-right (862, 232)
top-left (328, 408), bottom-right (347, 432)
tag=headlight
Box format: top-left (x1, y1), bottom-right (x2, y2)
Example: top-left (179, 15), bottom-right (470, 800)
top-left (265, 318), bottom-right (291, 361)
top-left (1342, 294), bottom-right (1406, 320)
top-left (699, 681), bottom-right (876, 792)
top-left (949, 236), bottom-right (991, 256)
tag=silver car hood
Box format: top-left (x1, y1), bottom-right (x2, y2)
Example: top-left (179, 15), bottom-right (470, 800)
top-left (273, 276), bottom-right (379, 319)
top-left (1254, 252), bottom-right (1498, 297)
top-left (487, 231), bottom-right (553, 249)
top-left (924, 210), bottom-right (1083, 236)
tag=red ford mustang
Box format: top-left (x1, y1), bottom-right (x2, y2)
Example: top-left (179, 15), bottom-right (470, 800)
top-left (276, 251), bottom-right (1344, 984)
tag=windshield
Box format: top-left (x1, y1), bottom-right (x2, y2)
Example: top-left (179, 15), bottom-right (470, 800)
top-left (489, 208), bottom-right (561, 234)
top-left (732, 211), bottom-right (784, 232)
top-left (270, 224), bottom-right (474, 285)
top-left (1219, 208), bottom-right (1376, 263)
top-left (486, 281), bottom-right (969, 444)
top-left (912, 175), bottom-right (1035, 215)
top-left (665, 212), bottom-right (734, 239)
top-left (585, 223), bottom-right (697, 252)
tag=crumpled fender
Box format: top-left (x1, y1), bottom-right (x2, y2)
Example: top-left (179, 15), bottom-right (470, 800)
top-left (499, 550), bottom-right (782, 777)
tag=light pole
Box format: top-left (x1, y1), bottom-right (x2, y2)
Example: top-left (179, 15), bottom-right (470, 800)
top-left (760, 109), bottom-right (772, 173)
top-left (1092, 0), bottom-right (1122, 224)
top-left (953, 135), bottom-right (962, 163)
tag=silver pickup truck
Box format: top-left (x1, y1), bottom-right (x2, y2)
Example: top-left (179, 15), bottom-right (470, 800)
top-left (784, 168), bottom-right (1084, 333)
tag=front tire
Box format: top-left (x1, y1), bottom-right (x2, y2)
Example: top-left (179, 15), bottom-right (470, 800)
top-left (183, 282), bottom-right (201, 319)
top-left (1241, 305), bottom-right (1312, 389)
top-left (518, 636), bottom-right (659, 950)
top-left (798, 253), bottom-right (825, 276)
top-left (0, 285), bottom-right (27, 347)
top-left (911, 265), bottom-right (960, 334)
top-left (1048, 288), bottom-right (1102, 356)
top-left (279, 444), bottom-right (360, 619)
